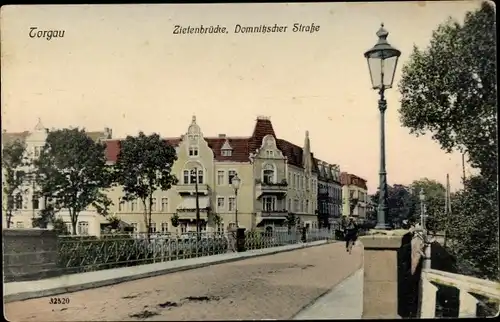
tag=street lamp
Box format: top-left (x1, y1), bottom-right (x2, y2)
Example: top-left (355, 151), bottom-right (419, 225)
top-left (364, 23), bottom-right (401, 230)
top-left (190, 168), bottom-right (201, 235)
top-left (419, 189), bottom-right (426, 232)
top-left (418, 188), bottom-right (431, 269)
top-left (232, 173), bottom-right (241, 227)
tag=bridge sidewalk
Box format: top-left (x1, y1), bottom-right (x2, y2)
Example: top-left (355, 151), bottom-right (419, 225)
top-left (293, 265), bottom-right (363, 319)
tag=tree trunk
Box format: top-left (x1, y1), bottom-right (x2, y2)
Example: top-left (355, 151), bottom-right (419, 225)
top-left (6, 210), bottom-right (12, 228)
top-left (148, 195), bottom-right (153, 235)
top-left (71, 214), bottom-right (77, 236)
top-left (142, 199), bottom-right (149, 241)
top-left (69, 208), bottom-right (81, 235)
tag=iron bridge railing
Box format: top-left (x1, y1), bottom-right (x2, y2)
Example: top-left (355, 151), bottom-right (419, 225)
top-left (57, 228), bottom-right (339, 275)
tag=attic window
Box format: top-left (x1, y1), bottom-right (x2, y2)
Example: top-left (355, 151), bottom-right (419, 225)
top-left (221, 139), bottom-right (232, 156)
top-left (189, 147), bottom-right (199, 156)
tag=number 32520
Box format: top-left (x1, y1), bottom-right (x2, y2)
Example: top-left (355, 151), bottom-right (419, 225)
top-left (49, 297), bottom-right (70, 304)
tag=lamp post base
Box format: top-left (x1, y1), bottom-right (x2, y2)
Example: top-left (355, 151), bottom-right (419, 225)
top-left (374, 222), bottom-right (392, 230)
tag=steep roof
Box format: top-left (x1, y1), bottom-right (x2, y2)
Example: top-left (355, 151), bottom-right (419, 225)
top-left (248, 116), bottom-right (276, 154)
top-left (104, 117), bottom-right (325, 174)
top-left (206, 137), bottom-right (249, 162)
top-left (340, 172), bottom-right (368, 190)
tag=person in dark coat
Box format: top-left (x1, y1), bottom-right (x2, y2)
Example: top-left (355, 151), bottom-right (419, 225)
top-left (344, 216), bottom-right (359, 254)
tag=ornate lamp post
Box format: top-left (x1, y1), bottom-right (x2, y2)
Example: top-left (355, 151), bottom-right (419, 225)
top-left (419, 189), bottom-right (426, 233)
top-left (190, 168), bottom-right (201, 235)
top-left (232, 173), bottom-right (241, 227)
top-left (419, 189), bottom-right (431, 269)
top-left (364, 23), bottom-right (401, 230)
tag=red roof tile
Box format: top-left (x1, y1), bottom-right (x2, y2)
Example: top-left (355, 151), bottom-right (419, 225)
top-left (341, 172), bottom-right (367, 190)
top-left (206, 137), bottom-right (250, 162)
top-left (248, 117), bottom-right (276, 154)
top-left (276, 139), bottom-right (302, 168)
top-left (104, 138), bottom-right (181, 163)
top-left (104, 118), bottom-right (323, 173)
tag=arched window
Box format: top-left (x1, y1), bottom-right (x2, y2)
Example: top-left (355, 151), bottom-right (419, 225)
top-left (262, 164), bottom-right (275, 184)
top-left (183, 168), bottom-right (204, 184)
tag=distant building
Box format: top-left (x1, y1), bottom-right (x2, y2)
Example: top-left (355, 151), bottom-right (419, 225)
top-left (341, 172), bottom-right (368, 219)
top-left (315, 161), bottom-right (342, 227)
top-left (1, 119), bottom-right (112, 232)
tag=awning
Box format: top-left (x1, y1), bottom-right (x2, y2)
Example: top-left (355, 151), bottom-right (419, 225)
top-left (177, 197), bottom-right (210, 211)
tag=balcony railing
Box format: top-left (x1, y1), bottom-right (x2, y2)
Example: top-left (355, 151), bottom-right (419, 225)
top-left (255, 178), bottom-right (288, 187)
top-left (175, 183), bottom-right (209, 195)
top-left (255, 179), bottom-right (288, 198)
top-left (420, 268), bottom-right (500, 318)
top-left (259, 210), bottom-right (288, 218)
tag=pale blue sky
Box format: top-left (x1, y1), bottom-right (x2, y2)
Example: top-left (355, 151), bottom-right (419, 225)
top-left (1, 1), bottom-right (482, 192)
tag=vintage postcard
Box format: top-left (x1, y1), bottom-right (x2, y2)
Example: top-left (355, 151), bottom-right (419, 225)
top-left (2, 2), bottom-right (498, 321)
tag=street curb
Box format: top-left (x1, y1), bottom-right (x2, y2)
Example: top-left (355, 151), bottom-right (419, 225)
top-left (4, 239), bottom-right (337, 303)
top-left (289, 248), bottom-right (363, 320)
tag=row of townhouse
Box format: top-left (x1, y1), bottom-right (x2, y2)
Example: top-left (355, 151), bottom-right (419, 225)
top-left (2, 116), bottom-right (369, 236)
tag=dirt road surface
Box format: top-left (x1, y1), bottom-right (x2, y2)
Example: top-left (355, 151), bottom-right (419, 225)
top-left (5, 242), bottom-right (362, 321)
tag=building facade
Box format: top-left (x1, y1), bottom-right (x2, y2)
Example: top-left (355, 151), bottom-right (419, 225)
top-left (341, 172), bottom-right (368, 220)
top-left (315, 161), bottom-right (342, 227)
top-left (1, 119), bottom-right (113, 233)
top-left (104, 116), bottom-right (326, 234)
top-left (3, 116), bottom-right (342, 236)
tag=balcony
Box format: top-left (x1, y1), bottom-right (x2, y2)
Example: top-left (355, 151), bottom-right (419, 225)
top-left (420, 268), bottom-right (500, 318)
top-left (255, 179), bottom-right (288, 199)
top-left (176, 183), bottom-right (209, 195)
top-left (318, 187), bottom-right (329, 199)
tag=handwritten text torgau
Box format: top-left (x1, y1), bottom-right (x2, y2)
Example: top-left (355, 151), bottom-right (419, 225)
top-left (29, 27), bottom-right (65, 41)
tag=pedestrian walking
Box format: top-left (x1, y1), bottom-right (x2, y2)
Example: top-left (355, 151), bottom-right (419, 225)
top-left (226, 223), bottom-right (237, 253)
top-left (343, 216), bottom-right (359, 254)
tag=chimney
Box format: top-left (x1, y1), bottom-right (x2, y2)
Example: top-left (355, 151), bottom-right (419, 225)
top-left (218, 134), bottom-right (226, 138)
top-left (256, 115), bottom-right (270, 121)
top-left (104, 127), bottom-right (112, 139)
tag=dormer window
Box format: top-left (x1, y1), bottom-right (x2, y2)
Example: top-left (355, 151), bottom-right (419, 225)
top-left (221, 139), bottom-right (233, 157)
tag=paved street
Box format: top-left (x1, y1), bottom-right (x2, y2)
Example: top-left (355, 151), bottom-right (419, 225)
top-left (5, 242), bottom-right (362, 321)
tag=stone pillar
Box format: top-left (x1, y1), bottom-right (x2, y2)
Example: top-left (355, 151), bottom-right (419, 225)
top-left (360, 231), bottom-right (407, 319)
top-left (3, 229), bottom-right (62, 282)
top-left (236, 227), bottom-right (246, 252)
